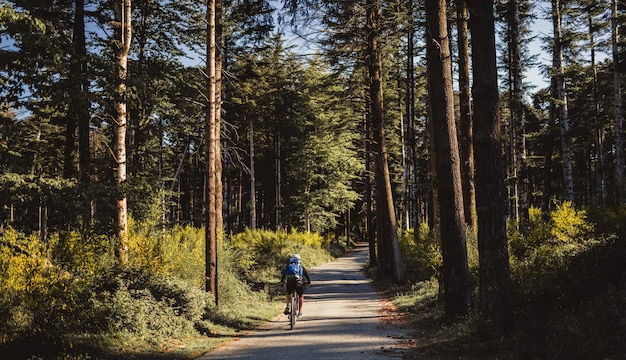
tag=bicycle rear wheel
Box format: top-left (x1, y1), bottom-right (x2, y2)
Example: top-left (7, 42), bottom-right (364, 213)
top-left (289, 291), bottom-right (297, 330)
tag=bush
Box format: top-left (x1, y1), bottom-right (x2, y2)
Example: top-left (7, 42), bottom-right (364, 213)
top-left (128, 223), bottom-right (205, 287)
top-left (229, 228), bottom-right (332, 282)
top-left (0, 224), bottom-right (338, 358)
top-left (90, 267), bottom-right (210, 341)
top-left (0, 228), bottom-right (91, 338)
top-left (509, 203), bottom-right (593, 260)
top-left (398, 223), bottom-right (441, 282)
top-left (550, 201), bottom-right (593, 243)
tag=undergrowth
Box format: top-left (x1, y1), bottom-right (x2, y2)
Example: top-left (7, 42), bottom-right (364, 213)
top-left (376, 202), bottom-right (626, 360)
top-left (0, 224), bottom-right (337, 359)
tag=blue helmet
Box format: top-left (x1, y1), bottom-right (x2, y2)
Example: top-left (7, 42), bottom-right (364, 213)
top-left (290, 254), bottom-right (301, 263)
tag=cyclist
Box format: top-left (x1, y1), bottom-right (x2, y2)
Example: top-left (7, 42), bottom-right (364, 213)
top-left (280, 254), bottom-right (311, 318)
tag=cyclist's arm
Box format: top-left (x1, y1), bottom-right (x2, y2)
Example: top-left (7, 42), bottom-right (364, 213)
top-left (302, 268), bottom-right (311, 284)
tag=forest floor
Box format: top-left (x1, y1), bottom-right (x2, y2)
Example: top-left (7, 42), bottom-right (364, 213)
top-left (379, 294), bottom-right (518, 360)
top-left (375, 262), bottom-right (626, 359)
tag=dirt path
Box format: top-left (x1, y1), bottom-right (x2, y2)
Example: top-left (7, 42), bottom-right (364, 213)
top-left (195, 243), bottom-right (409, 360)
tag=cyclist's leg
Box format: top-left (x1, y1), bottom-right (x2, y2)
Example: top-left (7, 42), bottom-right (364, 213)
top-left (285, 280), bottom-right (296, 313)
top-left (296, 284), bottom-right (305, 314)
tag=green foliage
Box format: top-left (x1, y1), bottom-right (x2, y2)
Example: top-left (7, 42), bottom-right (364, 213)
top-left (90, 267), bottom-right (210, 341)
top-left (587, 205), bottom-right (626, 237)
top-left (0, 224), bottom-right (337, 358)
top-left (229, 228), bottom-right (332, 282)
top-left (128, 218), bottom-right (205, 287)
top-left (509, 203), bottom-right (593, 259)
top-left (48, 230), bottom-right (114, 276)
top-left (0, 2), bottom-right (46, 33)
top-left (0, 228), bottom-right (89, 337)
top-left (549, 201), bottom-right (593, 243)
top-left (398, 223), bottom-right (441, 282)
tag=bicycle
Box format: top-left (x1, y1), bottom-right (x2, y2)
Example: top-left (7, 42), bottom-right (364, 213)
top-left (287, 287), bottom-right (299, 330)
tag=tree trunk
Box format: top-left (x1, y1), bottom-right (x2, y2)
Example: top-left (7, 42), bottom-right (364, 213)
top-left (213, 0), bottom-right (224, 305)
top-left (216, 0), bottom-right (223, 239)
top-left (509, 0), bottom-right (529, 233)
top-left (456, 0), bottom-right (476, 232)
top-left (425, 0), bottom-right (471, 316)
top-left (249, 113), bottom-right (257, 230)
top-left (366, 0), bottom-right (404, 282)
top-left (205, 0), bottom-right (218, 303)
top-left (71, 0), bottom-right (92, 229)
top-left (113, 0), bottom-right (132, 265)
top-left (589, 10), bottom-right (605, 206)
top-left (365, 111), bottom-right (377, 266)
top-left (552, 0), bottom-right (575, 203)
top-left (275, 126), bottom-right (282, 230)
top-left (76, 0), bottom-right (90, 186)
top-left (612, 0), bottom-right (625, 205)
top-left (468, 0), bottom-right (513, 329)
top-left (406, 0), bottom-right (418, 232)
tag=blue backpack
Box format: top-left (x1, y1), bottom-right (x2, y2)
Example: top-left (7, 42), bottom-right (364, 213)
top-left (284, 258), bottom-right (303, 280)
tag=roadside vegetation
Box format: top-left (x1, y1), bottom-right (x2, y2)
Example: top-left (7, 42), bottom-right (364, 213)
top-left (372, 203), bottom-right (626, 359)
top-left (0, 225), bottom-right (344, 359)
top-left (2, 202), bottom-right (626, 359)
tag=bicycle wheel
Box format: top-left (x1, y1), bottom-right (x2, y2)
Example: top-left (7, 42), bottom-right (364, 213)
top-left (289, 291), bottom-right (297, 330)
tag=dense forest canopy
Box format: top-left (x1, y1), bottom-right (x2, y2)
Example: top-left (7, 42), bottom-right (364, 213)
top-left (1, 0), bottom-right (626, 305)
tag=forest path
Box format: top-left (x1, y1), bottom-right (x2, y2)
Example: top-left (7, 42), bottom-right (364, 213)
top-left (195, 242), bottom-right (409, 360)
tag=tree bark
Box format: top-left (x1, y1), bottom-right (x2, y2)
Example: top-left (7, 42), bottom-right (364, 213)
top-left (456, 0), bottom-right (476, 232)
top-left (589, 9), bottom-right (605, 206)
top-left (509, 0), bottom-right (529, 233)
top-left (365, 111), bottom-right (377, 266)
top-left (468, 0), bottom-right (513, 329)
top-left (206, 0), bottom-right (218, 303)
top-left (366, 0), bottom-right (404, 282)
top-left (75, 0), bottom-right (90, 186)
top-left (552, 0), bottom-right (575, 203)
top-left (406, 0), bottom-right (418, 233)
top-left (249, 113), bottom-right (257, 230)
top-left (425, 0), bottom-right (471, 316)
top-left (113, 0), bottom-right (132, 265)
top-left (216, 0), bottom-right (224, 237)
top-left (612, 0), bottom-right (625, 205)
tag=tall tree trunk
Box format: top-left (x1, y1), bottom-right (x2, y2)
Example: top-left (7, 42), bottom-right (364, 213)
top-left (213, 0), bottom-right (223, 304)
top-left (275, 126), bottom-right (282, 230)
top-left (468, 0), bottom-right (513, 329)
top-left (216, 0), bottom-right (223, 238)
top-left (366, 0), bottom-right (404, 282)
top-left (72, 0), bottom-right (92, 229)
top-left (406, 0), bottom-right (418, 233)
top-left (75, 0), bottom-right (90, 186)
top-left (205, 0), bottom-right (218, 303)
top-left (552, 0), bottom-right (575, 203)
top-left (249, 113), bottom-right (257, 230)
top-left (456, 0), bottom-right (476, 232)
top-left (425, 0), bottom-right (471, 316)
top-left (612, 0), bottom-right (625, 205)
top-left (589, 10), bottom-right (605, 206)
top-left (113, 0), bottom-right (132, 265)
top-left (365, 111), bottom-right (377, 266)
top-left (509, 0), bottom-right (529, 233)
top-left (65, 2), bottom-right (79, 179)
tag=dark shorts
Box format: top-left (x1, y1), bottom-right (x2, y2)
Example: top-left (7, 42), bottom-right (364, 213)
top-left (285, 278), bottom-right (305, 296)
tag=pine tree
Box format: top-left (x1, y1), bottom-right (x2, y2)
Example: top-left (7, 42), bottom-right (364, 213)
top-left (468, 0), bottom-right (512, 329)
top-left (425, 0), bottom-right (471, 316)
top-left (112, 0), bottom-right (132, 264)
